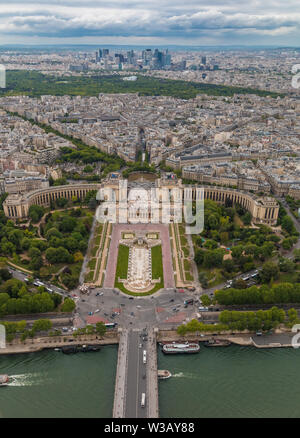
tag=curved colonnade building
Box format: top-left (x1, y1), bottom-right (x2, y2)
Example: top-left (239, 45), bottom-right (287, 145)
top-left (3, 178), bottom-right (279, 226)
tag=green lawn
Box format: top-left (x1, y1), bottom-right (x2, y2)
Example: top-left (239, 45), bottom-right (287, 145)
top-left (114, 244), bottom-right (164, 296)
top-left (152, 245), bottom-right (164, 281)
top-left (115, 244), bottom-right (129, 280)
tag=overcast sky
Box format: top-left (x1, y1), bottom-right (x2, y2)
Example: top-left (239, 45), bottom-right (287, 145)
top-left (0, 0), bottom-right (299, 46)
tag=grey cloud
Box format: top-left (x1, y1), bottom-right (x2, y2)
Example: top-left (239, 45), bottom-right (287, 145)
top-left (0, 0), bottom-right (299, 42)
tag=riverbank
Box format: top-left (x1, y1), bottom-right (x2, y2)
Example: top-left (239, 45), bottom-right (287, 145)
top-left (157, 328), bottom-right (295, 349)
top-left (0, 331), bottom-right (119, 355)
top-left (0, 328), bottom-right (296, 355)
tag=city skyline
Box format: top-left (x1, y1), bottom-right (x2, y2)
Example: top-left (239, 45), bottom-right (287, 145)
top-left (0, 0), bottom-right (300, 46)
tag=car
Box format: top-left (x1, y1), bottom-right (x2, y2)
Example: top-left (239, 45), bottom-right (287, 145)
top-left (170, 299), bottom-right (174, 302)
top-left (139, 343), bottom-right (142, 348)
top-left (104, 313), bottom-right (108, 316)
top-left (95, 309), bottom-right (100, 313)
top-left (96, 293), bottom-right (100, 296)
top-left (88, 312), bottom-right (93, 316)
top-left (136, 305), bottom-right (141, 309)
top-left (129, 297), bottom-right (134, 300)
top-left (178, 289), bottom-right (185, 293)
top-left (256, 331), bottom-right (262, 336)
top-left (130, 312), bottom-right (135, 316)
top-left (81, 299), bottom-right (86, 302)
top-left (99, 292), bottom-right (104, 296)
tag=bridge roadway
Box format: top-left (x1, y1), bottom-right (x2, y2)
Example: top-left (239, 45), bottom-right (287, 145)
top-left (113, 327), bottom-right (159, 418)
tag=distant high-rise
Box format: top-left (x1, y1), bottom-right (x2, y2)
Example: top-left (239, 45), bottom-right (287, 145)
top-left (103, 49), bottom-right (109, 57)
top-left (127, 50), bottom-right (135, 64)
top-left (115, 53), bottom-right (125, 63)
top-left (201, 56), bottom-right (207, 65)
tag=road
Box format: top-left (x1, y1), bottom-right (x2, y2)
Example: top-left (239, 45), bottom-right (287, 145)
top-left (124, 329), bottom-right (147, 418)
top-left (252, 332), bottom-right (296, 347)
top-left (8, 266), bottom-right (69, 298)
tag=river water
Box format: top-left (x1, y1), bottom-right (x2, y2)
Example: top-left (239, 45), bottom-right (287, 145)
top-left (0, 346), bottom-right (118, 418)
top-left (158, 345), bottom-right (300, 418)
top-left (1, 345), bottom-right (300, 418)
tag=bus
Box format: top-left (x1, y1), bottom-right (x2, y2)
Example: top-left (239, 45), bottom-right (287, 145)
top-left (143, 350), bottom-right (147, 364)
top-left (105, 323), bottom-right (118, 329)
top-left (198, 306), bottom-right (209, 312)
top-left (184, 299), bottom-right (194, 307)
top-left (141, 393), bottom-right (146, 408)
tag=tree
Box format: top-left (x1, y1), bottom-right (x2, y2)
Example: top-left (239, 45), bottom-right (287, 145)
top-left (61, 298), bottom-right (76, 312)
top-left (282, 216), bottom-right (295, 235)
top-left (288, 308), bottom-right (298, 325)
top-left (96, 322), bottom-right (107, 337)
top-left (59, 216), bottom-right (77, 233)
top-left (232, 279), bottom-right (247, 289)
top-left (198, 272), bottom-right (208, 288)
top-left (201, 294), bottom-right (212, 306)
top-left (45, 246), bottom-right (73, 264)
top-left (88, 197), bottom-right (97, 210)
top-left (56, 197), bottom-right (68, 208)
top-left (207, 214), bottom-right (219, 230)
top-left (28, 205), bottom-right (44, 223)
top-left (45, 227), bottom-right (62, 240)
top-left (32, 319), bottom-right (52, 333)
top-left (293, 249), bottom-right (300, 262)
top-left (279, 258), bottom-right (294, 273)
top-left (282, 237), bottom-right (294, 250)
top-left (222, 259), bottom-right (235, 273)
top-left (260, 262), bottom-right (280, 283)
top-left (203, 249), bottom-right (224, 268)
top-left (203, 239), bottom-right (218, 250)
top-left (194, 249), bottom-right (205, 266)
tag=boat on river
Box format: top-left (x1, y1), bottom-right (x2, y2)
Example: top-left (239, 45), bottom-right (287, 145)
top-left (203, 339), bottom-right (231, 347)
top-left (158, 370), bottom-right (172, 379)
top-left (0, 375), bottom-right (9, 387)
top-left (162, 342), bottom-right (200, 354)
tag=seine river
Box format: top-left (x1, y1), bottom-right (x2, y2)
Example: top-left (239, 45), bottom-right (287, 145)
top-left (158, 345), bottom-right (300, 418)
top-left (1, 345), bottom-right (300, 418)
top-left (0, 346), bottom-right (118, 418)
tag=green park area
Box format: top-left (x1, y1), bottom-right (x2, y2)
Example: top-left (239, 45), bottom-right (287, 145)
top-left (0, 70), bottom-right (283, 100)
top-left (177, 306), bottom-right (298, 335)
top-left (193, 199), bottom-right (299, 289)
top-left (0, 192), bottom-right (97, 290)
top-left (0, 267), bottom-right (75, 318)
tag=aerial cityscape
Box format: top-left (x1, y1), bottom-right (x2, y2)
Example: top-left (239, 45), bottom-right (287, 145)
top-left (1, 0), bottom-right (300, 425)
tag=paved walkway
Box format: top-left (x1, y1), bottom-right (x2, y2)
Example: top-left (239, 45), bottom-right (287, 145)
top-left (79, 214), bottom-right (97, 285)
top-left (147, 328), bottom-right (159, 418)
top-left (104, 224), bottom-right (174, 289)
top-left (113, 329), bottom-right (128, 418)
